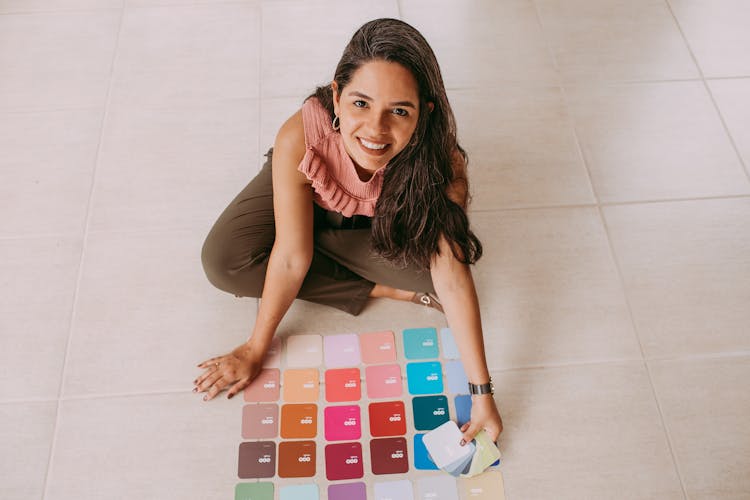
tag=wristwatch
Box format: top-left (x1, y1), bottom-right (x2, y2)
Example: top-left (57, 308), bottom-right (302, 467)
top-left (468, 378), bottom-right (494, 396)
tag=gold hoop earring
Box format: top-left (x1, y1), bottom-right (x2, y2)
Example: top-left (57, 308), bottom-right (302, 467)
top-left (332, 115), bottom-right (340, 131)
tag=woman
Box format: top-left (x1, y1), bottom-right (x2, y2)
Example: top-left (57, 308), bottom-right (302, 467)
top-left (195, 18), bottom-right (503, 445)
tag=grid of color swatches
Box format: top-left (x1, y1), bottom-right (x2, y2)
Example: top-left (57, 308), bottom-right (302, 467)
top-left (235, 328), bottom-right (505, 500)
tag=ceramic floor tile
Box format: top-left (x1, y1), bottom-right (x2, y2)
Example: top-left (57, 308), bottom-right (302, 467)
top-left (493, 363), bottom-right (683, 499)
top-left (260, 0), bottom-right (399, 99)
top-left (89, 100), bottom-right (258, 232)
top-left (670, 0), bottom-right (750, 78)
top-left (709, 78), bottom-right (750, 172)
top-left (401, 0), bottom-right (560, 88)
top-left (109, 3), bottom-right (260, 108)
top-left (45, 393), bottom-right (239, 500)
top-left (449, 87), bottom-right (595, 210)
top-left (0, 402), bottom-right (57, 500)
top-left (0, 236), bottom-right (81, 401)
top-left (0, 109), bottom-right (100, 237)
top-left (565, 81), bottom-right (749, 203)
top-left (649, 356), bottom-right (750, 500)
top-left (63, 229), bottom-right (257, 398)
top-left (0, 10), bottom-right (119, 112)
top-left (259, 97), bottom-right (305, 166)
top-left (0, 0), bottom-right (122, 13)
top-left (603, 198), bottom-right (750, 358)
top-left (535, 0), bottom-right (698, 83)
top-left (470, 209), bottom-right (641, 370)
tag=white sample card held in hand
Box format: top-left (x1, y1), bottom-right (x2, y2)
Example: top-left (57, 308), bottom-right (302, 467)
top-left (422, 420), bottom-right (502, 478)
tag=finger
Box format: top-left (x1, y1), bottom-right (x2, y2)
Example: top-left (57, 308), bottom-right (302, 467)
top-left (226, 378), bottom-right (249, 400)
top-left (197, 356), bottom-right (220, 368)
top-left (204, 377), bottom-right (226, 401)
top-left (459, 422), bottom-right (470, 433)
top-left (193, 365), bottom-right (220, 387)
top-left (461, 422), bottom-right (480, 446)
top-left (196, 371), bottom-right (222, 393)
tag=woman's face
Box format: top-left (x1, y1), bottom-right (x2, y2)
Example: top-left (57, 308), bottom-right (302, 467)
top-left (332, 60), bottom-right (424, 174)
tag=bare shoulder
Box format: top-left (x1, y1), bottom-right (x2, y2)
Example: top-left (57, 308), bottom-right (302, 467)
top-left (273, 109), bottom-right (309, 186)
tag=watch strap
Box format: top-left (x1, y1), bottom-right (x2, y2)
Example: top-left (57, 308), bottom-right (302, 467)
top-left (468, 379), bottom-right (494, 395)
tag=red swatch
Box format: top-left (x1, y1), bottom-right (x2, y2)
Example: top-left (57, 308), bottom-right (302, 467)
top-left (368, 401), bottom-right (407, 437)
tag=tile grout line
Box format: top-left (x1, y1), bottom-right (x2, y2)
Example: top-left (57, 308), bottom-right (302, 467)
top-left (664, 0), bottom-right (750, 186)
top-left (40, 7), bottom-right (126, 500)
top-left (530, 1), bottom-right (689, 498)
top-left (255, 0), bottom-right (264, 325)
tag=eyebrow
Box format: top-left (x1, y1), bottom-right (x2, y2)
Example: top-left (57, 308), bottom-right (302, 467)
top-left (347, 91), bottom-right (417, 109)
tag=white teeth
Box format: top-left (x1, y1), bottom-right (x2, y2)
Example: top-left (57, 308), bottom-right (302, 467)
top-left (359, 138), bottom-right (387, 150)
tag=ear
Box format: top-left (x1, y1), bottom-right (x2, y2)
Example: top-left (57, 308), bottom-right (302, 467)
top-left (331, 81), bottom-right (341, 116)
top-left (426, 101), bottom-right (434, 113)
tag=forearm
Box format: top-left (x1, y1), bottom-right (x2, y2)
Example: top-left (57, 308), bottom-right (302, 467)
top-left (430, 250), bottom-right (491, 386)
top-left (247, 246), bottom-right (311, 351)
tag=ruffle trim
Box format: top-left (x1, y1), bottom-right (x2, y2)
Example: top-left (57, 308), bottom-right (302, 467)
top-left (298, 147), bottom-right (383, 218)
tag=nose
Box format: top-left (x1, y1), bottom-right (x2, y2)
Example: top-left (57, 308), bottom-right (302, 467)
top-left (367, 112), bottom-right (389, 135)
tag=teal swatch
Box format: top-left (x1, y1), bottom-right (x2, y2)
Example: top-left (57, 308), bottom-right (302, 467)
top-left (403, 328), bottom-right (440, 359)
top-left (235, 482), bottom-right (274, 500)
top-left (406, 362), bottom-right (444, 394)
top-left (412, 395), bottom-right (450, 430)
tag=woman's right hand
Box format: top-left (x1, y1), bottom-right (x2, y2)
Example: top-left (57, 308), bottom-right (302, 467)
top-left (194, 342), bottom-right (266, 401)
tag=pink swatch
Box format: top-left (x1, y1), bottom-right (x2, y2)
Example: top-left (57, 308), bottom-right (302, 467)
top-left (324, 405), bottom-right (361, 441)
top-left (365, 364), bottom-right (402, 399)
top-left (359, 331), bottom-right (396, 364)
top-left (324, 333), bottom-right (361, 368)
top-left (243, 368), bottom-right (280, 402)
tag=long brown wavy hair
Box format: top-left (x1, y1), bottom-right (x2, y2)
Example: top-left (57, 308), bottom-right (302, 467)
top-left (310, 18), bottom-right (482, 270)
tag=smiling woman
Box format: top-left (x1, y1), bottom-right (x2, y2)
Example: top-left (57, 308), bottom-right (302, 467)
top-left (197, 18), bottom-right (503, 447)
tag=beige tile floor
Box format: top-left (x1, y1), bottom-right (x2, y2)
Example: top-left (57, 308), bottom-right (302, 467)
top-left (1, 0), bottom-right (749, 499)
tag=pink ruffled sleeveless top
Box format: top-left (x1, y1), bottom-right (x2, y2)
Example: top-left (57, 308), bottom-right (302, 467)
top-left (298, 97), bottom-right (385, 217)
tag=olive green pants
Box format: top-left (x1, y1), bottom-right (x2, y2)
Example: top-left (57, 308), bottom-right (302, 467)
top-left (201, 150), bottom-right (435, 315)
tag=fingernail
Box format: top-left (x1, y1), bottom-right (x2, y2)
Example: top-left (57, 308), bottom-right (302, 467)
top-left (460, 439), bottom-right (466, 446)
top-left (227, 393), bottom-right (233, 399)
top-left (192, 387), bottom-right (197, 393)
top-left (203, 395), bottom-right (207, 401)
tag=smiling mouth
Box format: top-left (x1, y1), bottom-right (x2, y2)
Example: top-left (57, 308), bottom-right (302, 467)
top-left (358, 137), bottom-right (390, 152)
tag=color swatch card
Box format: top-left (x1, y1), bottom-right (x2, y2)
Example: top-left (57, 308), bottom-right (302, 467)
top-left (235, 327), bottom-right (504, 500)
top-left (422, 420), bottom-right (476, 475)
top-left (422, 420), bottom-right (502, 478)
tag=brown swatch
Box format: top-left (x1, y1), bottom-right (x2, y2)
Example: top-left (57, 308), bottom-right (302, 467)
top-left (238, 441), bottom-right (275, 479)
top-left (278, 440), bottom-right (316, 478)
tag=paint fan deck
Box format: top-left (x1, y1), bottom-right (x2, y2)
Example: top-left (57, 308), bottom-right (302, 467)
top-left (235, 328), bottom-right (505, 500)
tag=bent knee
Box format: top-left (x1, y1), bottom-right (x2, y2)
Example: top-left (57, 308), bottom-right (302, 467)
top-left (201, 230), bottom-right (268, 297)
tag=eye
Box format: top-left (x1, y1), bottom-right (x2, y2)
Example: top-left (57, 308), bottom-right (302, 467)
top-left (353, 100), bottom-right (367, 108)
top-left (393, 107), bottom-right (409, 117)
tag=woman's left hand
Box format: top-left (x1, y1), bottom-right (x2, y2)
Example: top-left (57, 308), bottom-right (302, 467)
top-left (459, 394), bottom-right (504, 445)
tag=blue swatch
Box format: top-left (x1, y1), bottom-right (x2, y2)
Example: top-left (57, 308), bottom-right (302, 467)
top-left (440, 328), bottom-right (460, 359)
top-left (445, 360), bottom-right (469, 395)
top-left (455, 394), bottom-right (472, 427)
top-left (403, 328), bottom-right (439, 359)
top-left (406, 362), bottom-right (444, 395)
top-left (280, 484), bottom-right (318, 500)
top-left (413, 434), bottom-right (438, 470)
